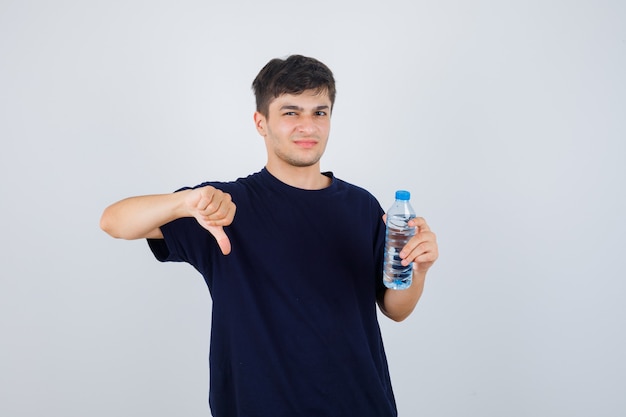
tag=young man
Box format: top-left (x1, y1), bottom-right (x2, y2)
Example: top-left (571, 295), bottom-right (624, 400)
top-left (100, 55), bottom-right (438, 417)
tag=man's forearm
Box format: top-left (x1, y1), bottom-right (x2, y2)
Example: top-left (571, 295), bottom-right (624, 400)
top-left (100, 191), bottom-right (190, 240)
top-left (377, 271), bottom-right (426, 322)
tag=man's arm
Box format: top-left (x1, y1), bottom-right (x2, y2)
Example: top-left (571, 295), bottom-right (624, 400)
top-left (100, 186), bottom-right (236, 254)
top-left (377, 217), bottom-right (438, 322)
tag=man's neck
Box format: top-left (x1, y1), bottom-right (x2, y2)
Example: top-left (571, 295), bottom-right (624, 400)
top-left (265, 163), bottom-right (331, 190)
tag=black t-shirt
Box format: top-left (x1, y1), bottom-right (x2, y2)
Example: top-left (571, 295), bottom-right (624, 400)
top-left (148, 168), bottom-right (397, 417)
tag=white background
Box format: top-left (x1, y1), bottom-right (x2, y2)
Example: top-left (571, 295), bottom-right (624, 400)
top-left (1, 1), bottom-right (625, 416)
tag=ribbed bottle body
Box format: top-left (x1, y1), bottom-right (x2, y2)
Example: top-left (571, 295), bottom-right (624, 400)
top-left (383, 191), bottom-right (416, 290)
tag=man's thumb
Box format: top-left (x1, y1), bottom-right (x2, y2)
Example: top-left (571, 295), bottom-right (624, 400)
top-left (208, 226), bottom-right (232, 255)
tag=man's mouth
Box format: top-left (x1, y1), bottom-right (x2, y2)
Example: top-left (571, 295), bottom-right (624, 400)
top-left (293, 140), bottom-right (318, 149)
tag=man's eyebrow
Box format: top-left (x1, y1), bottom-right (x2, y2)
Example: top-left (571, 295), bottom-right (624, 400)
top-left (279, 105), bottom-right (330, 111)
top-left (280, 105), bottom-right (303, 111)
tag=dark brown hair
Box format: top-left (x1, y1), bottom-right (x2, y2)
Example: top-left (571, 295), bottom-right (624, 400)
top-left (252, 55), bottom-right (336, 118)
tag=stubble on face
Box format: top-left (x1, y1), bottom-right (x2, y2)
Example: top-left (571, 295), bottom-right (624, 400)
top-left (266, 125), bottom-right (325, 168)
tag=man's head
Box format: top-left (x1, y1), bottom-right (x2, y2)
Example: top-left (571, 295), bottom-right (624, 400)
top-left (252, 55), bottom-right (336, 118)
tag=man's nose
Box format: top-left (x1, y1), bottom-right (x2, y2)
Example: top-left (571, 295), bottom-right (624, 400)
top-left (297, 115), bottom-right (316, 133)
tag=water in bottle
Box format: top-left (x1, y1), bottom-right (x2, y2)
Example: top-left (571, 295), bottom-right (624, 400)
top-left (383, 190), bottom-right (416, 290)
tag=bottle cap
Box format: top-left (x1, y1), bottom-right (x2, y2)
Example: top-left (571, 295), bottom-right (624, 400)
top-left (395, 190), bottom-right (410, 200)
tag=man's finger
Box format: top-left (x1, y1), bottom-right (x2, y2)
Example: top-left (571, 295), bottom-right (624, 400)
top-left (410, 217), bottom-right (431, 232)
top-left (208, 225), bottom-right (232, 255)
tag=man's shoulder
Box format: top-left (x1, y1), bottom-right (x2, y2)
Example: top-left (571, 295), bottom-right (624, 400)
top-left (191, 170), bottom-right (264, 192)
top-left (332, 174), bottom-right (378, 199)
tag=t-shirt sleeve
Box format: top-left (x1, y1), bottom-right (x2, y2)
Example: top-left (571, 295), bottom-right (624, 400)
top-left (371, 199), bottom-right (387, 298)
top-left (146, 218), bottom-right (194, 263)
top-left (146, 216), bottom-right (218, 268)
top-left (147, 237), bottom-right (171, 262)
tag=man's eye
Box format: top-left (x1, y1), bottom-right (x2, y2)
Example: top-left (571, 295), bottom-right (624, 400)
top-left (284, 112), bottom-right (297, 116)
top-left (315, 111), bottom-right (327, 116)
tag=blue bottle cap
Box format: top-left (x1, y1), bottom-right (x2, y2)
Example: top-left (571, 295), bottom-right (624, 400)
top-left (395, 190), bottom-right (410, 200)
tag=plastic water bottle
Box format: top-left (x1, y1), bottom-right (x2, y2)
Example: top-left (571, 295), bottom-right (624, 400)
top-left (383, 190), bottom-right (416, 290)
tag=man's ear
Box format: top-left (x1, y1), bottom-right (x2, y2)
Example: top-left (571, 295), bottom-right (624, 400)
top-left (253, 111), bottom-right (266, 136)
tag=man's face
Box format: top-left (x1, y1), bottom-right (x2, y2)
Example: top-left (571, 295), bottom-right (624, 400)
top-left (255, 90), bottom-right (332, 169)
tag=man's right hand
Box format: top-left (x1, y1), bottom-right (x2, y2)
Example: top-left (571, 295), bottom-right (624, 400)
top-left (184, 186), bottom-right (236, 255)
